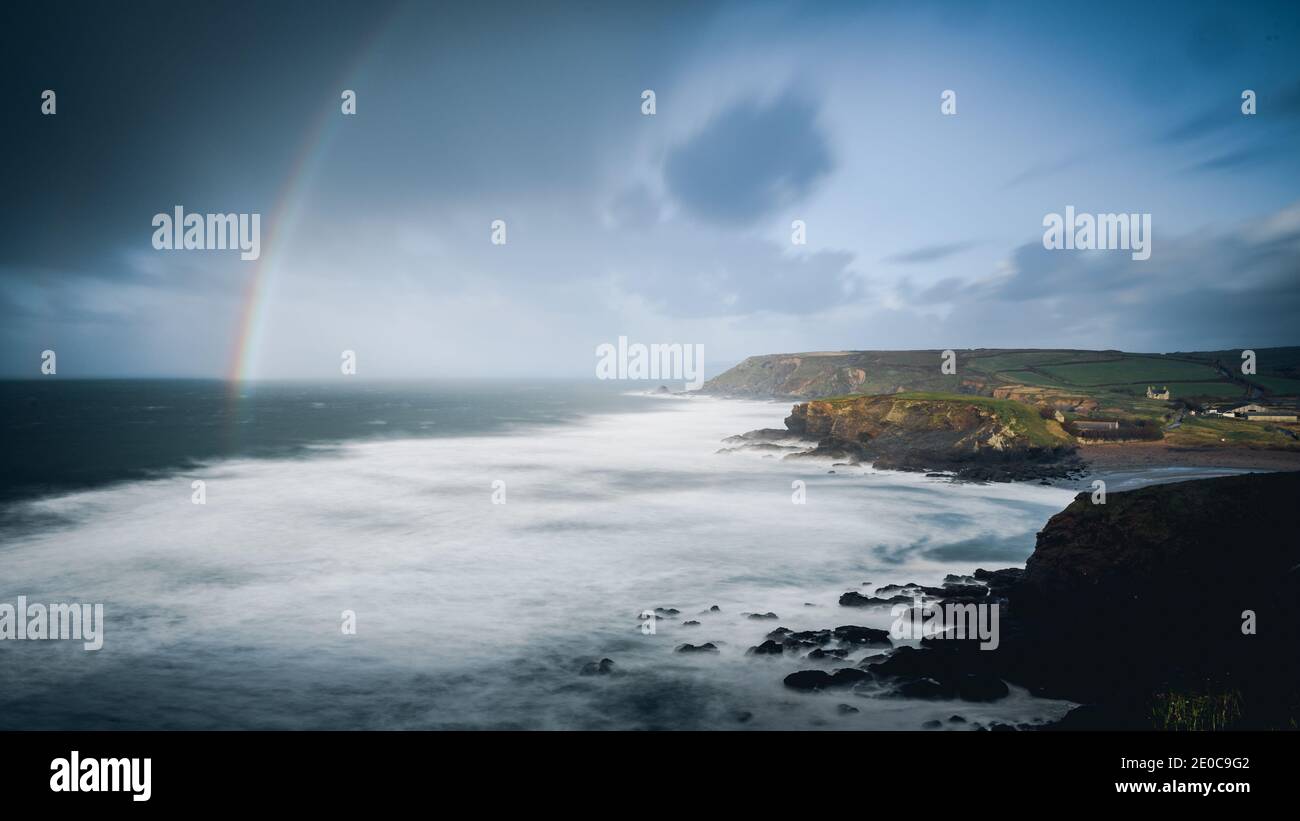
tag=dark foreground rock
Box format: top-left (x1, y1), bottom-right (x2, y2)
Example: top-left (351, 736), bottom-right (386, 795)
top-left (999, 472), bottom-right (1300, 728)
top-left (772, 473), bottom-right (1300, 729)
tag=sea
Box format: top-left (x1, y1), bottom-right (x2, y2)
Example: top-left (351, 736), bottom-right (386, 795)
top-left (0, 378), bottom-right (1216, 730)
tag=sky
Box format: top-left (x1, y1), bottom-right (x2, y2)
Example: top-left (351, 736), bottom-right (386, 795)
top-left (2, 0), bottom-right (1299, 378)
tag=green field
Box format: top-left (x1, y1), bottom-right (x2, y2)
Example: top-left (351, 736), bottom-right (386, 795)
top-left (1167, 415), bottom-right (1300, 449)
top-left (1163, 382), bottom-right (1251, 398)
top-left (1033, 357), bottom-right (1221, 386)
top-left (1247, 376), bottom-right (1300, 395)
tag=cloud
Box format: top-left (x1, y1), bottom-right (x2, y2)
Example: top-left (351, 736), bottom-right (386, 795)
top-left (1187, 146), bottom-right (1272, 172)
top-left (916, 202), bottom-right (1300, 349)
top-left (1002, 153), bottom-right (1089, 188)
top-left (663, 92), bottom-right (832, 225)
top-left (884, 241), bottom-right (976, 265)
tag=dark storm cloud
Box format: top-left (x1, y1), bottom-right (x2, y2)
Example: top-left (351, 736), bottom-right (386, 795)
top-left (0, 0), bottom-right (717, 272)
top-left (663, 92), bottom-right (832, 225)
top-left (0, 0), bottom-right (402, 272)
top-left (314, 2), bottom-right (716, 206)
top-left (923, 204), bottom-right (1300, 349)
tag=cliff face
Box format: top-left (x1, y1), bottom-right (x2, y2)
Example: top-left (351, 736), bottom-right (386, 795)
top-left (779, 393), bottom-right (1074, 477)
top-left (1023, 471), bottom-right (1300, 599)
top-left (1003, 471), bottom-right (1300, 711)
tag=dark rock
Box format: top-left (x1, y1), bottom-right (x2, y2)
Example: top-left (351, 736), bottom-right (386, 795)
top-left (747, 611), bottom-right (779, 620)
top-left (833, 625), bottom-right (893, 647)
top-left (948, 714), bottom-right (967, 723)
top-left (936, 584), bottom-right (988, 602)
top-left (971, 567), bottom-right (1023, 596)
top-left (870, 647), bottom-right (1008, 701)
top-left (874, 583), bottom-right (921, 595)
top-left (747, 640), bottom-right (784, 656)
top-left (682, 620), bottom-right (700, 626)
top-left (893, 678), bottom-right (953, 699)
top-left (784, 435), bottom-right (870, 463)
top-left (806, 648), bottom-right (849, 661)
top-left (785, 629), bottom-right (833, 645)
top-left (957, 674), bottom-right (1009, 702)
top-left (1037, 704), bottom-right (1147, 731)
top-left (783, 668), bottom-right (870, 691)
top-left (830, 668), bottom-right (871, 686)
top-left (784, 670), bottom-right (834, 691)
top-left (839, 591), bottom-right (912, 607)
top-left (837, 703), bottom-right (860, 714)
top-left (580, 658), bottom-right (615, 676)
top-left (675, 643), bottom-right (719, 654)
top-left (922, 719), bottom-right (942, 729)
top-left (721, 428), bottom-right (801, 444)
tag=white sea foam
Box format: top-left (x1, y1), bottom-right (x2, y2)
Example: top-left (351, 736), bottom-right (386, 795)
top-left (0, 396), bottom-right (1079, 729)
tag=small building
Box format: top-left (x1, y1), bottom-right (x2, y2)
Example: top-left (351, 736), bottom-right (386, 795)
top-left (1230, 403), bottom-right (1268, 415)
top-left (1074, 420), bottom-right (1120, 432)
top-left (1244, 412), bottom-right (1298, 422)
top-left (1146, 386), bottom-right (1171, 400)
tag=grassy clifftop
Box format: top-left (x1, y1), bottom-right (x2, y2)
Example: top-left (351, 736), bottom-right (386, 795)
top-left (798, 391), bottom-right (1071, 450)
top-left (703, 347), bottom-right (1300, 403)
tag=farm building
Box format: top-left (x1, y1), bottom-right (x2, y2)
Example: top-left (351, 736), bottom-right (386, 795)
top-left (1243, 411), bottom-right (1299, 422)
top-left (1074, 420), bottom-right (1120, 432)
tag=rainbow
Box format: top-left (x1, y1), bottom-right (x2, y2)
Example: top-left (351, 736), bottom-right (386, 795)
top-left (224, 6), bottom-right (401, 400)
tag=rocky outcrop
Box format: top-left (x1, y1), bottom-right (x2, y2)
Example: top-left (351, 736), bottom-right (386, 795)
top-left (777, 393), bottom-right (1078, 481)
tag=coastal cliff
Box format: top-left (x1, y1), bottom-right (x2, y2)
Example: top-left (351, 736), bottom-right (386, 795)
top-left (739, 392), bottom-right (1080, 480)
top-left (702, 351), bottom-right (991, 398)
top-left (1003, 470), bottom-right (1300, 726)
